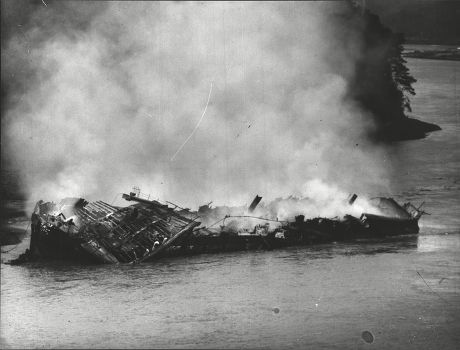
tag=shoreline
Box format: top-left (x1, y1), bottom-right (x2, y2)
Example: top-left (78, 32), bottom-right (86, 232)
top-left (403, 49), bottom-right (460, 62)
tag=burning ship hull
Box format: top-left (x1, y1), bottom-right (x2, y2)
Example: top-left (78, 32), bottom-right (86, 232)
top-left (172, 195), bottom-right (424, 256)
top-left (15, 194), bottom-right (200, 264)
top-left (10, 191), bottom-right (424, 265)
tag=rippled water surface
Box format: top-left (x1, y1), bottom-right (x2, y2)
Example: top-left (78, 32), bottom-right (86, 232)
top-left (1, 58), bottom-right (460, 349)
top-left (389, 58), bottom-right (460, 234)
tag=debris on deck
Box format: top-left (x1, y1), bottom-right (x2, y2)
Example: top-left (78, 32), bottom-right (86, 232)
top-left (12, 189), bottom-right (199, 265)
top-left (9, 188), bottom-right (426, 265)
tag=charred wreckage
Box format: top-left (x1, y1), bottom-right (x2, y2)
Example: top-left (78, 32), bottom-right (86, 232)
top-left (10, 188), bottom-right (426, 265)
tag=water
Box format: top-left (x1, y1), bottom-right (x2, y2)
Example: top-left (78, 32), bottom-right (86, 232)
top-left (388, 58), bottom-right (460, 233)
top-left (1, 57), bottom-right (460, 349)
top-left (404, 44), bottom-right (459, 52)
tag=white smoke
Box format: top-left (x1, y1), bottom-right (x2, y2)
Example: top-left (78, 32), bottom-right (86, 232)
top-left (2, 1), bottom-right (392, 214)
top-left (263, 179), bottom-right (382, 221)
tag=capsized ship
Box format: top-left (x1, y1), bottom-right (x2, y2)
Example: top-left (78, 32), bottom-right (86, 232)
top-left (10, 188), bottom-right (426, 265)
top-left (15, 192), bottom-right (200, 264)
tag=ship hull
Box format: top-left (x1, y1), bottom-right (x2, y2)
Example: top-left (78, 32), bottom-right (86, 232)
top-left (8, 195), bottom-right (422, 265)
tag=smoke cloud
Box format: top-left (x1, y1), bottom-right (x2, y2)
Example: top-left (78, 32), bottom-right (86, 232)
top-left (2, 1), bottom-right (392, 214)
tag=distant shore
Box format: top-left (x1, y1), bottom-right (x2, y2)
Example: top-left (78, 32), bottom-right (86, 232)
top-left (403, 45), bottom-right (460, 61)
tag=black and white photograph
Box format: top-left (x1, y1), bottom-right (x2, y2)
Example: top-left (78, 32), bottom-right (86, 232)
top-left (1, 0), bottom-right (459, 348)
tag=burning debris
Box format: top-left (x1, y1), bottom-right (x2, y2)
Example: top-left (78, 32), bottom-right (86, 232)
top-left (9, 189), bottom-right (426, 265)
top-left (15, 190), bottom-right (200, 264)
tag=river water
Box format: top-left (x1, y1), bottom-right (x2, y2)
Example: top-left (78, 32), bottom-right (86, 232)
top-left (1, 58), bottom-right (459, 349)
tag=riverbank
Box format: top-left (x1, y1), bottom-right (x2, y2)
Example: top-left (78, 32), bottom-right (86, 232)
top-left (403, 44), bottom-right (460, 62)
top-left (383, 117), bottom-right (441, 141)
top-left (403, 49), bottom-right (460, 62)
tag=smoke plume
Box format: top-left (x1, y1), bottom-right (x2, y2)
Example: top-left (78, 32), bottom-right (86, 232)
top-left (2, 1), bottom-right (392, 214)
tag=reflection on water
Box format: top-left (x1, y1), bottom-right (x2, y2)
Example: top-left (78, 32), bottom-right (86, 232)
top-left (1, 57), bottom-right (460, 349)
top-left (2, 233), bottom-right (460, 349)
top-left (389, 58), bottom-right (460, 234)
top-left (417, 233), bottom-right (460, 253)
top-left (276, 235), bottom-right (419, 261)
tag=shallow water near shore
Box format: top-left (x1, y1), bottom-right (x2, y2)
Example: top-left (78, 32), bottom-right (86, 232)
top-left (1, 57), bottom-right (460, 349)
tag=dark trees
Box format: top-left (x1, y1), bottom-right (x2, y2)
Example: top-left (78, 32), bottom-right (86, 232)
top-left (347, 5), bottom-right (438, 140)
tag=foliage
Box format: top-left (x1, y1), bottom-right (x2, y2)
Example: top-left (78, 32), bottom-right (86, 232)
top-left (388, 33), bottom-right (417, 112)
top-left (348, 4), bottom-right (417, 125)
